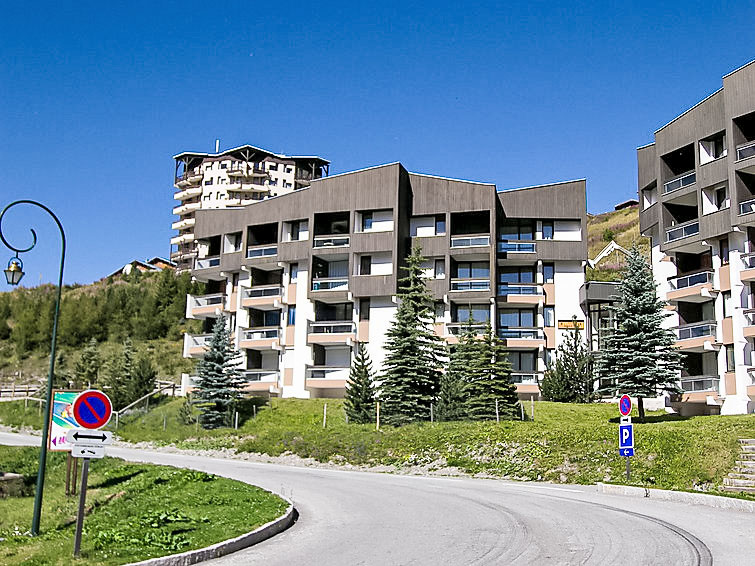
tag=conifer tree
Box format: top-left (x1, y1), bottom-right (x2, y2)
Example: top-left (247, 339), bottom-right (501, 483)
top-left (465, 322), bottom-right (519, 420)
top-left (540, 317), bottom-right (594, 403)
top-left (74, 338), bottom-right (100, 389)
top-left (194, 316), bottom-right (243, 429)
top-left (104, 337), bottom-right (135, 409)
top-left (344, 342), bottom-right (376, 424)
top-left (129, 356), bottom-right (157, 403)
top-left (437, 319), bottom-right (479, 421)
top-left (379, 245), bottom-right (445, 426)
top-left (595, 245), bottom-right (683, 421)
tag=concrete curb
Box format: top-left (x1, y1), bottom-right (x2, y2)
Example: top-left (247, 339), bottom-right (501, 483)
top-left (597, 483), bottom-right (755, 513)
top-left (126, 497), bottom-right (297, 566)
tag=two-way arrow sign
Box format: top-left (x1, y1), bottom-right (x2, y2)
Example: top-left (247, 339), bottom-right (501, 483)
top-left (65, 429), bottom-right (113, 446)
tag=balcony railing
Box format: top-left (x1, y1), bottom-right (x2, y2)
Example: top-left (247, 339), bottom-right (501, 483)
top-left (241, 327), bottom-right (279, 341)
top-left (736, 140), bottom-right (755, 161)
top-left (498, 327), bottom-right (544, 339)
top-left (195, 256), bottom-right (220, 269)
top-left (740, 197), bottom-right (755, 216)
top-left (312, 277), bottom-right (348, 291)
top-left (663, 171), bottom-right (696, 194)
top-left (306, 366), bottom-right (350, 380)
top-left (445, 322), bottom-right (487, 335)
top-left (498, 241), bottom-right (536, 253)
top-left (313, 235), bottom-right (350, 248)
top-left (674, 321), bottom-right (716, 340)
top-left (227, 163), bottom-right (267, 176)
top-left (185, 334), bottom-right (212, 351)
top-left (450, 278), bottom-right (490, 291)
top-left (243, 285), bottom-right (282, 299)
top-left (743, 308), bottom-right (755, 326)
top-left (742, 252), bottom-right (755, 269)
top-left (241, 369), bottom-right (279, 382)
top-left (511, 372), bottom-right (540, 384)
top-left (680, 376), bottom-right (719, 392)
top-left (450, 235), bottom-right (490, 248)
top-left (190, 293), bottom-right (225, 309)
top-left (665, 220), bottom-right (699, 243)
top-left (246, 244), bottom-right (278, 258)
top-left (497, 283), bottom-right (543, 296)
top-left (669, 271), bottom-right (713, 290)
top-left (309, 321), bottom-right (355, 334)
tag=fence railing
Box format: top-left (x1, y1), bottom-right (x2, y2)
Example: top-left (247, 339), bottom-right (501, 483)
top-left (312, 277), bottom-right (348, 291)
top-left (243, 285), bottom-right (282, 299)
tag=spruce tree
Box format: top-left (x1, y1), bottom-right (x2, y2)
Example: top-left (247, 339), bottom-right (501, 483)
top-left (104, 337), bottom-right (135, 409)
top-left (129, 356), bottom-right (157, 403)
top-left (540, 317), bottom-right (594, 403)
top-left (437, 319), bottom-right (480, 421)
top-left (74, 338), bottom-right (100, 389)
top-left (465, 322), bottom-right (519, 420)
top-left (194, 316), bottom-right (243, 429)
top-left (344, 342), bottom-right (376, 424)
top-left (595, 245), bottom-right (683, 421)
top-left (379, 245), bottom-right (445, 426)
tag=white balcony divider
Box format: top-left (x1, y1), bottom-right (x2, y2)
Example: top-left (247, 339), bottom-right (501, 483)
top-left (309, 321), bottom-right (355, 334)
top-left (246, 244), bottom-right (278, 258)
top-left (312, 277), bottom-right (348, 291)
top-left (195, 256), bottom-right (220, 269)
top-left (450, 278), bottom-right (490, 291)
top-left (663, 171), bottom-right (696, 194)
top-left (497, 282), bottom-right (543, 296)
top-left (674, 321), bottom-right (716, 340)
top-left (668, 271), bottom-right (713, 290)
top-left (313, 235), bottom-right (350, 248)
top-left (665, 220), bottom-right (699, 243)
top-left (680, 376), bottom-right (719, 392)
top-left (450, 235), bottom-right (490, 248)
top-left (497, 241), bottom-right (536, 253)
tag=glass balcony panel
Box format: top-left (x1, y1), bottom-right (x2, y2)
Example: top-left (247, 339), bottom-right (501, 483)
top-left (450, 279), bottom-right (490, 291)
top-left (246, 245), bottom-right (278, 258)
top-left (497, 283), bottom-right (543, 296)
top-left (242, 328), bottom-right (279, 341)
top-left (669, 271), bottom-right (713, 290)
top-left (498, 327), bottom-right (544, 339)
top-left (312, 278), bottom-right (349, 291)
top-left (739, 198), bottom-right (755, 216)
top-left (736, 141), bottom-right (755, 161)
top-left (313, 236), bottom-right (350, 248)
top-left (511, 372), bottom-right (539, 384)
top-left (450, 235), bottom-right (490, 248)
top-left (244, 285), bottom-right (282, 298)
top-left (674, 322), bottom-right (716, 340)
top-left (663, 171), bottom-right (696, 194)
top-left (309, 321), bottom-right (355, 334)
top-left (497, 241), bottom-right (536, 253)
top-left (195, 256), bottom-right (220, 269)
top-left (680, 377), bottom-right (719, 392)
top-left (665, 221), bottom-right (699, 243)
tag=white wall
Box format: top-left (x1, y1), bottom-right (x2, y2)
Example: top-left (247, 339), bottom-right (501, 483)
top-left (411, 216), bottom-right (436, 237)
top-left (363, 210), bottom-right (394, 232)
top-left (365, 297), bottom-right (396, 376)
top-left (554, 220), bottom-right (582, 241)
top-left (371, 253), bottom-right (393, 275)
top-left (553, 261), bottom-right (586, 346)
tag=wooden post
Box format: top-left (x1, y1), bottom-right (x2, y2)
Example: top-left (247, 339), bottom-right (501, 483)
top-left (71, 456), bottom-right (78, 495)
top-left (322, 403), bottom-right (327, 428)
top-left (65, 453), bottom-right (72, 496)
top-left (73, 458), bottom-right (90, 557)
top-left (495, 399), bottom-right (500, 423)
top-left (376, 401), bottom-right (380, 431)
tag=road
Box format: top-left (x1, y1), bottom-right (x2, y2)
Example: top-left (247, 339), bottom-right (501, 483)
top-left (2, 431), bottom-right (752, 565)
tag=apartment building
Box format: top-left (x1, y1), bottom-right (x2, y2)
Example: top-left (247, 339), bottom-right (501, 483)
top-left (171, 145), bottom-right (329, 271)
top-left (638, 60), bottom-right (755, 415)
top-left (180, 162), bottom-right (587, 400)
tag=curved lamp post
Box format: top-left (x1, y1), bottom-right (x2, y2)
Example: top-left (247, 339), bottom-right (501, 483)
top-left (0, 200), bottom-right (66, 536)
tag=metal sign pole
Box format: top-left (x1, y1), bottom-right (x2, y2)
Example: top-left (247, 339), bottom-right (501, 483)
top-left (73, 458), bottom-right (90, 557)
top-left (626, 456), bottom-right (631, 482)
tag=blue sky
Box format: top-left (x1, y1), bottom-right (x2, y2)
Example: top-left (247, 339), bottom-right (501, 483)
top-left (1, 1), bottom-right (754, 285)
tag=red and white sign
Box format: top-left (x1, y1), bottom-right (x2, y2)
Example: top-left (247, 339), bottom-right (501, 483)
top-left (619, 394), bottom-right (632, 417)
top-left (72, 390), bottom-right (112, 430)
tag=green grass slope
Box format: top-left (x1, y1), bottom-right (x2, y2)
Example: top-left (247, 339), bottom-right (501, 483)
top-left (586, 205), bottom-right (649, 281)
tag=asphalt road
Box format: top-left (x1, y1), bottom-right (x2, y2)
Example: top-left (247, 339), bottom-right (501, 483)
top-left (2, 432), bottom-right (752, 565)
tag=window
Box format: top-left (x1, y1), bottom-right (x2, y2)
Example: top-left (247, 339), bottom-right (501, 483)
top-left (499, 266), bottom-right (535, 284)
top-left (545, 349), bottom-right (555, 369)
top-left (360, 255), bottom-right (372, 275)
top-left (269, 163), bottom-right (278, 171)
top-left (542, 221), bottom-right (554, 240)
top-left (205, 179), bottom-right (214, 186)
top-left (722, 291), bottom-right (731, 318)
top-left (543, 263), bottom-right (555, 284)
top-left (509, 351), bottom-right (536, 372)
top-left (289, 220), bottom-right (301, 241)
top-left (263, 311), bottom-right (280, 327)
top-left (716, 187), bottom-right (729, 210)
top-left (287, 306), bottom-right (296, 325)
top-left (499, 308), bottom-right (535, 328)
top-left (719, 238), bottom-right (729, 265)
top-left (219, 178), bottom-right (226, 184)
top-left (434, 259), bottom-right (445, 279)
top-left (434, 302), bottom-right (445, 319)
top-left (435, 215), bottom-right (446, 235)
top-left (726, 345), bottom-right (735, 372)
top-left (220, 163), bottom-right (227, 169)
top-left (544, 306), bottom-right (555, 327)
top-left (456, 304), bottom-right (490, 323)
top-left (290, 263), bottom-right (299, 283)
top-left (269, 179), bottom-right (277, 186)
top-left (500, 220), bottom-right (534, 241)
top-left (361, 212), bottom-right (373, 231)
top-left (285, 167), bottom-right (292, 173)
top-left (284, 182), bottom-right (292, 188)
top-left (456, 261), bottom-right (489, 279)
top-left (359, 298), bottom-right (370, 321)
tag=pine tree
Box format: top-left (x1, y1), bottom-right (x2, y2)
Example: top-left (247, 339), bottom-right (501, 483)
top-left (74, 338), bottom-right (100, 388)
top-left (194, 316), bottom-right (243, 429)
top-left (344, 342), bottom-right (376, 424)
top-left (104, 337), bottom-right (135, 409)
top-left (465, 322), bottom-right (519, 420)
top-left (437, 319), bottom-right (480, 421)
top-left (595, 245), bottom-right (683, 421)
top-left (540, 317), bottom-right (594, 403)
top-left (129, 356), bottom-right (157, 403)
top-left (378, 245), bottom-right (445, 426)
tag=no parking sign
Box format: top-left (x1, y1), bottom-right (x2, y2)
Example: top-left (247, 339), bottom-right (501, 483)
top-left (72, 390), bottom-right (112, 430)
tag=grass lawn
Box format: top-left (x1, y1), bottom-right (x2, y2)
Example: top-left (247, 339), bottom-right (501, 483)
top-left (2, 398), bottom-right (754, 496)
top-left (0, 446), bottom-right (288, 566)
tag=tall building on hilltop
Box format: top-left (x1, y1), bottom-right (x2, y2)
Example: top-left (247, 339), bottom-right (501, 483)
top-left (638, 60), bottom-right (755, 415)
top-left (171, 145), bottom-right (329, 271)
top-left (180, 162), bottom-right (587, 400)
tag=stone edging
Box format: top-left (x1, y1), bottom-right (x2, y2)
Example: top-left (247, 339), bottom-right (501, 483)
top-left (597, 483), bottom-right (755, 513)
top-left (126, 497), bottom-right (296, 566)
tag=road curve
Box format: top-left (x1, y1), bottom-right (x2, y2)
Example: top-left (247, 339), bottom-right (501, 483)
top-left (2, 432), bottom-right (751, 565)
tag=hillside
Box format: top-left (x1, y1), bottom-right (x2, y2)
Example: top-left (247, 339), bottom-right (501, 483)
top-left (586, 204), bottom-right (648, 281)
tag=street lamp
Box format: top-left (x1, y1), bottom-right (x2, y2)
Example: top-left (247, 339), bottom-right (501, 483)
top-left (0, 200), bottom-right (66, 536)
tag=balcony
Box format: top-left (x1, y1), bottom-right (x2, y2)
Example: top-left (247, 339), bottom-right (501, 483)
top-left (195, 255), bottom-right (220, 270)
top-left (175, 170), bottom-right (203, 187)
top-left (450, 278), bottom-right (491, 292)
top-left (680, 376), bottom-right (720, 393)
top-left (736, 141), bottom-right (755, 162)
top-left (497, 283), bottom-right (544, 305)
top-left (663, 171), bottom-right (696, 194)
top-left (246, 244), bottom-right (278, 259)
top-left (312, 277), bottom-right (348, 291)
top-left (183, 333), bottom-right (212, 358)
top-left (450, 235), bottom-right (490, 248)
top-left (674, 321), bottom-right (717, 352)
top-left (174, 187), bottom-right (202, 201)
top-left (499, 327), bottom-right (545, 349)
top-left (171, 217), bottom-right (196, 231)
top-left (313, 235), bottom-right (350, 248)
top-left (239, 327), bottom-right (279, 350)
top-left (170, 233), bottom-right (195, 246)
top-left (445, 322), bottom-right (486, 335)
top-left (227, 163), bottom-right (268, 178)
top-left (667, 271), bottom-right (715, 303)
top-left (240, 369), bottom-right (279, 392)
top-left (307, 321), bottom-right (356, 344)
top-left (511, 372), bottom-right (540, 385)
top-left (497, 241), bottom-right (536, 253)
top-left (186, 293), bottom-right (225, 319)
top-left (743, 309), bottom-right (755, 338)
top-left (740, 197), bottom-right (755, 216)
top-left (306, 366), bottom-right (349, 384)
top-left (241, 285), bottom-right (282, 309)
top-left (665, 220), bottom-right (699, 243)
top-left (173, 202), bottom-right (201, 216)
